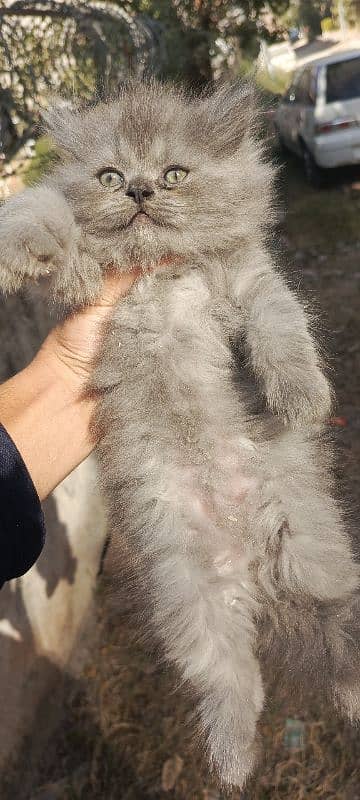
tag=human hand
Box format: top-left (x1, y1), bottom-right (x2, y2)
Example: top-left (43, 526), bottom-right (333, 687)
top-left (37, 269), bottom-right (140, 395)
top-left (0, 269), bottom-right (140, 499)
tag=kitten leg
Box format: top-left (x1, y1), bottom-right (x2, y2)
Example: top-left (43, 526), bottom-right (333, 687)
top-left (96, 421), bottom-right (263, 787)
top-left (151, 539), bottom-right (263, 788)
top-left (260, 587), bottom-right (360, 723)
top-left (0, 185), bottom-right (102, 309)
top-left (108, 466), bottom-right (264, 790)
top-left (232, 265), bottom-right (332, 425)
top-left (322, 594), bottom-right (360, 722)
top-left (254, 431), bottom-right (360, 720)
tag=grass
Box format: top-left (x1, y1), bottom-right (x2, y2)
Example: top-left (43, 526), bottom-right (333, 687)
top-left (23, 137), bottom-right (59, 186)
top-left (256, 68), bottom-right (290, 99)
top-left (277, 155), bottom-right (360, 253)
top-left (285, 180), bottom-right (360, 252)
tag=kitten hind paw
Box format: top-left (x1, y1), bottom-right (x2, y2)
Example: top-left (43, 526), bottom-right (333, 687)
top-left (211, 741), bottom-right (257, 789)
top-left (334, 682), bottom-right (360, 723)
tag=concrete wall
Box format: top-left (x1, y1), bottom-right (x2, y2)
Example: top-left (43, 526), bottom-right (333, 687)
top-left (0, 288), bottom-right (106, 771)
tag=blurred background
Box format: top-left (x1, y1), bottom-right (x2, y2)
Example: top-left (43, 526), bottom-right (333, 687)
top-left (0, 1), bottom-right (359, 799)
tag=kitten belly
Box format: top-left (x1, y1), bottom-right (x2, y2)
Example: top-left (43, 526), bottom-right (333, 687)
top-left (95, 271), bottom-right (262, 578)
top-left (162, 441), bottom-right (260, 606)
top-left (164, 439), bottom-right (258, 531)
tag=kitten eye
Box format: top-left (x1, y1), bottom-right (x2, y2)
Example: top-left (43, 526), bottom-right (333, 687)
top-left (164, 167), bottom-right (188, 186)
top-left (98, 170), bottom-right (125, 189)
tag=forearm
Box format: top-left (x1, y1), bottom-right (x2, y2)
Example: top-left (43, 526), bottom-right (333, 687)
top-left (233, 266), bottom-right (332, 424)
top-left (243, 271), bottom-right (317, 375)
top-left (0, 352), bottom-right (96, 501)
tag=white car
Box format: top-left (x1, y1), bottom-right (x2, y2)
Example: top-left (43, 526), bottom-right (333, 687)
top-left (274, 49), bottom-right (360, 185)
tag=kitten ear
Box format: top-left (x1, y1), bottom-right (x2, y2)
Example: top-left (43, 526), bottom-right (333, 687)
top-left (198, 82), bottom-right (257, 156)
top-left (41, 97), bottom-right (82, 157)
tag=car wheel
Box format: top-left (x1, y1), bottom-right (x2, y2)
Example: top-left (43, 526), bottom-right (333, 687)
top-left (301, 142), bottom-right (326, 188)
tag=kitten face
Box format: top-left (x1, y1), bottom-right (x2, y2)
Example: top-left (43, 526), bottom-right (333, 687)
top-left (45, 82), bottom-right (274, 270)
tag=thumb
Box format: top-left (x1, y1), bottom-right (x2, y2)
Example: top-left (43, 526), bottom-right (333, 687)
top-left (98, 268), bottom-right (141, 308)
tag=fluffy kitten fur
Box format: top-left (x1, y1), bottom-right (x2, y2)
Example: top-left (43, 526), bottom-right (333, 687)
top-left (0, 81), bottom-right (359, 788)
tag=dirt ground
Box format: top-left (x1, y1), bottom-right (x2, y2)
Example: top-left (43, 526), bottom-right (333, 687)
top-left (6, 154), bottom-right (360, 800)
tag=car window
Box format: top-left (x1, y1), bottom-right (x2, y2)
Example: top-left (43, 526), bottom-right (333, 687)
top-left (326, 57), bottom-right (360, 102)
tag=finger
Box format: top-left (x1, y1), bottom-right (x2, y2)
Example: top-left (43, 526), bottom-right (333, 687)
top-left (98, 268), bottom-right (141, 307)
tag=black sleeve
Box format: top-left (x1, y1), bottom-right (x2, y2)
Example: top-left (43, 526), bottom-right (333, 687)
top-left (0, 423), bottom-right (46, 586)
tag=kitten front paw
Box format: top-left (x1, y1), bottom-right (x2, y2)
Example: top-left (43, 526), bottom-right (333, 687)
top-left (0, 187), bottom-right (77, 293)
top-left (266, 367), bottom-right (332, 427)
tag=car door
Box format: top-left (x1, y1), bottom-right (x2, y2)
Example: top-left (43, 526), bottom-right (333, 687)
top-left (275, 80), bottom-right (298, 150)
top-left (287, 68), bottom-right (314, 155)
top-left (295, 67), bottom-right (318, 154)
top-left (276, 70), bottom-right (311, 154)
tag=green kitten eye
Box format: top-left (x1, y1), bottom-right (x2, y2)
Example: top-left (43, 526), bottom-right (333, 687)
top-left (99, 170), bottom-right (124, 189)
top-left (164, 167), bottom-right (188, 186)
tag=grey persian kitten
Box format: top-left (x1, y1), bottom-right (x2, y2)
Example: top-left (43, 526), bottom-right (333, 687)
top-left (0, 81), bottom-right (359, 788)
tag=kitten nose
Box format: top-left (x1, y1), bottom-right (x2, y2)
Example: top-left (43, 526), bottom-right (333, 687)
top-left (126, 182), bottom-right (154, 205)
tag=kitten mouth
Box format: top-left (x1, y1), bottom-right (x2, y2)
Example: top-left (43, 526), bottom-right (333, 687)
top-left (128, 210), bottom-right (154, 227)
